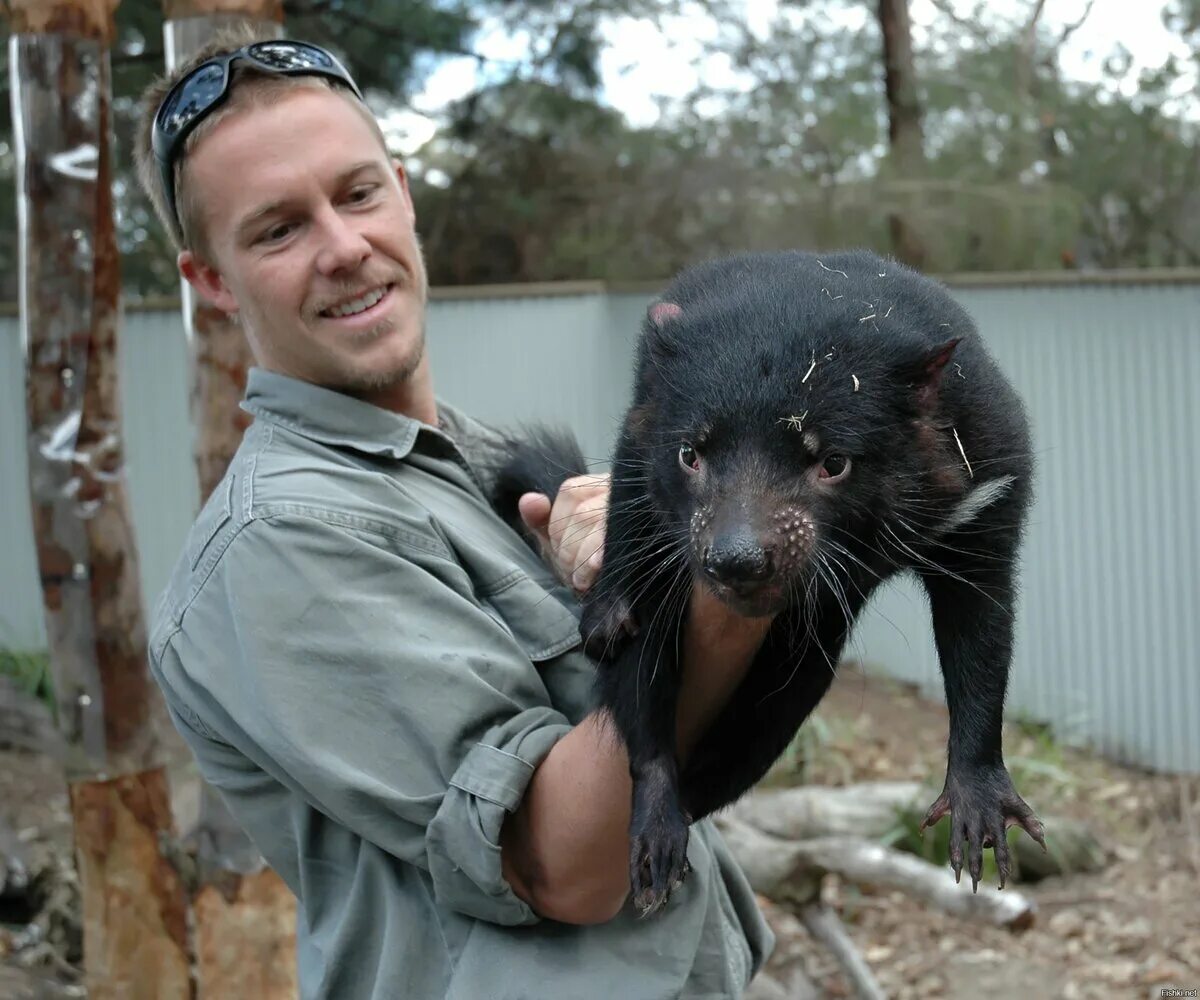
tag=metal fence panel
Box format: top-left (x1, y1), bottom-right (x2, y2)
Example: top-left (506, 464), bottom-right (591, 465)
top-left (1, 276), bottom-right (1197, 771)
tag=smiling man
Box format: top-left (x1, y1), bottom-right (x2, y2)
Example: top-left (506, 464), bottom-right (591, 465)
top-left (136, 27), bottom-right (773, 1000)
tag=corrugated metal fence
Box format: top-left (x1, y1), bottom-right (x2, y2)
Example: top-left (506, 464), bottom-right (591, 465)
top-left (2, 274), bottom-right (1197, 772)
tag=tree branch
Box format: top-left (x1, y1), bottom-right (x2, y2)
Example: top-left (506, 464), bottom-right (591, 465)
top-left (284, 0), bottom-right (488, 63)
top-left (926, 0), bottom-right (990, 41)
top-left (1054, 0), bottom-right (1097, 49)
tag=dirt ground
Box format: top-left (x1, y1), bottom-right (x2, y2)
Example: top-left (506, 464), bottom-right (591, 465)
top-left (757, 665), bottom-right (1200, 1000)
top-left (2, 666), bottom-right (1198, 998)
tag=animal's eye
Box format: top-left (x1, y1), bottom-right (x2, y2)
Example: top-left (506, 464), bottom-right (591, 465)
top-left (819, 454), bottom-right (850, 480)
top-left (679, 443), bottom-right (701, 472)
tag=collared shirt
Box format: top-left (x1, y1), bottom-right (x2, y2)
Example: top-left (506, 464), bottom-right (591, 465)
top-left (149, 368), bottom-right (773, 1000)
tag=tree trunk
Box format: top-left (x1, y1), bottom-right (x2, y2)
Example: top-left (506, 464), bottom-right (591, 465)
top-left (877, 0), bottom-right (928, 269)
top-left (163, 1), bottom-right (281, 503)
top-left (8, 2), bottom-right (191, 996)
top-left (161, 7), bottom-right (298, 999)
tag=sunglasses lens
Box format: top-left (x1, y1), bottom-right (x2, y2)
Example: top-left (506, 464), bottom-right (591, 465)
top-left (249, 41), bottom-right (334, 71)
top-left (160, 62), bottom-right (225, 135)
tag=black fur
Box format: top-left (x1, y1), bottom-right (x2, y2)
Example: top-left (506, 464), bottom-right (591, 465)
top-left (492, 249), bottom-right (1044, 914)
top-left (491, 425), bottom-right (589, 549)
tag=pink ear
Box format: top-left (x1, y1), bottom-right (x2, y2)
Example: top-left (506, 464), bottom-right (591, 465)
top-left (924, 337), bottom-right (962, 376)
top-left (914, 338), bottom-right (962, 413)
top-left (649, 302), bottom-right (683, 327)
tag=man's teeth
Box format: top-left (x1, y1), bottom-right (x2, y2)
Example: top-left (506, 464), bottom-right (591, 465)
top-left (326, 286), bottom-right (387, 318)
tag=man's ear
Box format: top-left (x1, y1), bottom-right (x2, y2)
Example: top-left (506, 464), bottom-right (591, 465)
top-left (178, 249), bottom-right (238, 314)
top-left (391, 157), bottom-right (416, 224)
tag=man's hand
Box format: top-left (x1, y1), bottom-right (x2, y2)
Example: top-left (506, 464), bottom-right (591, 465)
top-left (517, 474), bottom-right (609, 594)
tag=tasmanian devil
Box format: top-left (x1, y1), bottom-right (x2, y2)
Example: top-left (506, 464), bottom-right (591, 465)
top-left (491, 248), bottom-right (1045, 916)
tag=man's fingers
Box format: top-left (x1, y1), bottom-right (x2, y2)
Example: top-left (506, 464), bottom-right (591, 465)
top-left (570, 545), bottom-right (605, 593)
top-left (517, 492), bottom-right (553, 547)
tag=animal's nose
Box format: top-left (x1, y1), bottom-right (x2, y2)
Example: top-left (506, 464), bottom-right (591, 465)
top-left (703, 531), bottom-right (774, 587)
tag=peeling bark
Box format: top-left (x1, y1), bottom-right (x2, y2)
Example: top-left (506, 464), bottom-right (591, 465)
top-left (193, 869), bottom-right (298, 999)
top-left (8, 0), bottom-right (117, 39)
top-left (164, 0), bottom-right (283, 18)
top-left (70, 774), bottom-right (191, 1000)
top-left (12, 15), bottom-right (190, 996)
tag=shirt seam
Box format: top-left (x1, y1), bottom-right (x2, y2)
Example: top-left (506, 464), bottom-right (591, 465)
top-left (252, 504), bottom-right (451, 558)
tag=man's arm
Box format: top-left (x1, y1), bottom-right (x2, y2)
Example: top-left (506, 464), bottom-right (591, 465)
top-left (154, 510), bottom-right (585, 929)
top-left (501, 581), bottom-right (772, 924)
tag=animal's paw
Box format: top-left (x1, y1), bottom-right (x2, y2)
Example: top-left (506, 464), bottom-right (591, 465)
top-left (921, 764), bottom-right (1045, 891)
top-left (580, 590), bottom-right (638, 661)
top-left (629, 795), bottom-right (692, 917)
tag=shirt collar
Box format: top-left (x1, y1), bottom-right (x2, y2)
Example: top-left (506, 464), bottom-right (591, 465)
top-left (240, 367), bottom-right (429, 460)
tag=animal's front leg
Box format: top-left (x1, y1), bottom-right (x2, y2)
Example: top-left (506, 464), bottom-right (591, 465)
top-left (628, 752), bottom-right (691, 917)
top-left (920, 563), bottom-right (1045, 890)
top-left (597, 615), bottom-right (692, 917)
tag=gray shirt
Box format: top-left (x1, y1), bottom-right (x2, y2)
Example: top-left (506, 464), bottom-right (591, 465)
top-left (149, 368), bottom-right (773, 1000)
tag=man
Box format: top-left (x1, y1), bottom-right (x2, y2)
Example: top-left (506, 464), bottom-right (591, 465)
top-left (137, 28), bottom-right (773, 999)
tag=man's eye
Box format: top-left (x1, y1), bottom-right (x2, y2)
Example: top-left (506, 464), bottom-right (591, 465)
top-left (346, 184), bottom-right (378, 204)
top-left (259, 222), bottom-right (295, 244)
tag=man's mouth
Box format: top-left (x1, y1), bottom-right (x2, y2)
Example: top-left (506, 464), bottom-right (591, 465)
top-left (320, 283), bottom-right (394, 319)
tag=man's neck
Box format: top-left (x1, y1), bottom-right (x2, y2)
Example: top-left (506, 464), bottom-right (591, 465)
top-left (361, 355), bottom-right (439, 427)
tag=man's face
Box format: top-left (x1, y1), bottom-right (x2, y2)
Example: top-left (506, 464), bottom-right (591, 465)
top-left (179, 87), bottom-right (428, 403)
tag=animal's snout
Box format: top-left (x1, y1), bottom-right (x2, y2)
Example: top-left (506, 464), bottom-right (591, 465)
top-left (702, 530), bottom-right (775, 589)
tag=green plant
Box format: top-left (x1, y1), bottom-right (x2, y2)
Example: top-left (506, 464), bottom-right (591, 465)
top-left (0, 647), bottom-right (55, 713)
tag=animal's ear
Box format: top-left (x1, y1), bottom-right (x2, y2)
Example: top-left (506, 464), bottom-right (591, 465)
top-left (645, 301), bottom-right (683, 357)
top-left (907, 337), bottom-right (961, 413)
top-left (649, 301), bottom-right (683, 327)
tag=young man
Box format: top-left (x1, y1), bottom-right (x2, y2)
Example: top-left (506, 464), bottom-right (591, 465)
top-left (137, 29), bottom-right (774, 998)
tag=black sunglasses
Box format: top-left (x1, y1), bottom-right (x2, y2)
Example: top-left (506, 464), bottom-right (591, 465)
top-left (151, 40), bottom-right (364, 237)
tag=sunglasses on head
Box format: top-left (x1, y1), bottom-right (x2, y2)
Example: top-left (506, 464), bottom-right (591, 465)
top-left (151, 40), bottom-right (364, 237)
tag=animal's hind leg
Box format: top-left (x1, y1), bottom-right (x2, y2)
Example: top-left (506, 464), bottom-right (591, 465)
top-left (597, 621), bottom-right (691, 916)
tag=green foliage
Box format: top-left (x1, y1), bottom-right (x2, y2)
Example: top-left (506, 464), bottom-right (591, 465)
top-left (882, 718), bottom-right (1078, 883)
top-left (881, 801), bottom-right (1024, 884)
top-left (0, 647), bottom-right (55, 714)
top-left (1, 0), bottom-right (1197, 296)
top-left (763, 710), bottom-right (857, 787)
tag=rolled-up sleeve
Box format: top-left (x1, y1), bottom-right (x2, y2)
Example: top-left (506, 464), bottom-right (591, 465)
top-left (159, 509), bottom-right (577, 926)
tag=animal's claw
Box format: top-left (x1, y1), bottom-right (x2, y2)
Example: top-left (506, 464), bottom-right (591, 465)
top-left (922, 764), bottom-right (1042, 893)
top-left (629, 794), bottom-right (691, 917)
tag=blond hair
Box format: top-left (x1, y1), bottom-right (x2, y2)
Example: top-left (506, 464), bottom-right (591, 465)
top-left (134, 24), bottom-right (387, 261)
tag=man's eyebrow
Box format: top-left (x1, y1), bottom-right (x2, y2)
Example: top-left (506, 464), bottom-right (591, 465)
top-left (234, 161), bottom-right (386, 240)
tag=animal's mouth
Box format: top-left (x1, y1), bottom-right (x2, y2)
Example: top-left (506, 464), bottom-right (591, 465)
top-left (702, 578), bottom-right (788, 618)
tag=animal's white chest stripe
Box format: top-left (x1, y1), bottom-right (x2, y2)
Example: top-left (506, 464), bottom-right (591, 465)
top-left (939, 475), bottom-right (1017, 534)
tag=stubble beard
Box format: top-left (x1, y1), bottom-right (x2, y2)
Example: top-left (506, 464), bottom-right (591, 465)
top-left (335, 315), bottom-right (427, 397)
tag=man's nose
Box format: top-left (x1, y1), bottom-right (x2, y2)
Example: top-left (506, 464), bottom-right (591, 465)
top-left (314, 208), bottom-right (370, 276)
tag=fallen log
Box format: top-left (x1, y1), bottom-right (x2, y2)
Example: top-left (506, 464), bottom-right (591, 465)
top-left (716, 815), bottom-right (1037, 929)
top-left (797, 902), bottom-right (887, 1000)
top-left (730, 781), bottom-right (927, 841)
top-left (730, 782), bottom-right (1107, 881)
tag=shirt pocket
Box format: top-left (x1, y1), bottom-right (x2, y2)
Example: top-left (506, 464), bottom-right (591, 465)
top-left (477, 569), bottom-right (582, 663)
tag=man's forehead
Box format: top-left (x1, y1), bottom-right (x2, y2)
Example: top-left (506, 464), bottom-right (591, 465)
top-left (186, 89), bottom-right (389, 223)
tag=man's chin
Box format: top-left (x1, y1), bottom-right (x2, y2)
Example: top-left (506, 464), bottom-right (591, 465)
top-left (333, 328), bottom-right (425, 399)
